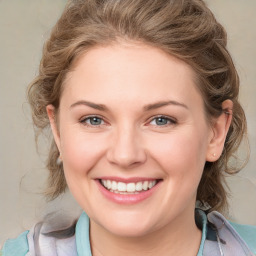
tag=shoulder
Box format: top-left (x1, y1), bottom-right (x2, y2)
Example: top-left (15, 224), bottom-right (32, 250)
top-left (1, 212), bottom-right (79, 256)
top-left (230, 221), bottom-right (256, 253)
top-left (208, 211), bottom-right (256, 254)
top-left (1, 231), bottom-right (29, 256)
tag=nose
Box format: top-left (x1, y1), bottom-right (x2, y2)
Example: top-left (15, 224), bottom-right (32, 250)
top-left (106, 125), bottom-right (147, 169)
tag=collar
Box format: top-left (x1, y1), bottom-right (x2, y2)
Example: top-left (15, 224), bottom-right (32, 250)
top-left (195, 209), bottom-right (208, 256)
top-left (75, 210), bottom-right (208, 256)
top-left (75, 209), bottom-right (254, 256)
top-left (76, 212), bottom-right (92, 256)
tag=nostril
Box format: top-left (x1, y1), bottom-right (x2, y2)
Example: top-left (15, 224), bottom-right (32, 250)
top-left (106, 149), bottom-right (147, 168)
top-left (106, 131), bottom-right (147, 167)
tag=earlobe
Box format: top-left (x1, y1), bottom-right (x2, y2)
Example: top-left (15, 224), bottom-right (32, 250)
top-left (46, 104), bottom-right (61, 152)
top-left (206, 100), bottom-right (233, 162)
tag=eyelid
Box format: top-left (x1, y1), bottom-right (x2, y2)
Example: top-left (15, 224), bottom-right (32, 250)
top-left (79, 114), bottom-right (107, 126)
top-left (146, 115), bottom-right (177, 126)
top-left (78, 114), bottom-right (177, 127)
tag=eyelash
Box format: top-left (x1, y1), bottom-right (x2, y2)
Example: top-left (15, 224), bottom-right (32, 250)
top-left (79, 115), bottom-right (177, 128)
top-left (148, 115), bottom-right (177, 127)
top-left (79, 115), bottom-right (106, 127)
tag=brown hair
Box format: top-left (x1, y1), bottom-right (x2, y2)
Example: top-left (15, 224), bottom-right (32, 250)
top-left (28, 0), bottom-right (247, 212)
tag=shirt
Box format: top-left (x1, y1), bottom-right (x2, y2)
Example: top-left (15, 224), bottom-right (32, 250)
top-left (1, 209), bottom-right (256, 255)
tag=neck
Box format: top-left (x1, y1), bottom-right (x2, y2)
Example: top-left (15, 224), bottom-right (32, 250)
top-left (90, 208), bottom-right (202, 256)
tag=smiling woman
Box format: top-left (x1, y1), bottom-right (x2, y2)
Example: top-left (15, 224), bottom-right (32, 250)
top-left (47, 45), bottom-right (214, 245)
top-left (1, 0), bottom-right (256, 255)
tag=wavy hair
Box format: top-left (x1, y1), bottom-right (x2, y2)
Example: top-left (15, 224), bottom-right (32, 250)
top-left (28, 0), bottom-right (247, 212)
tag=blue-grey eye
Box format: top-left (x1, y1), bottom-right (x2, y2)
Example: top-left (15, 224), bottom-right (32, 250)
top-left (150, 116), bottom-right (174, 126)
top-left (84, 116), bottom-right (104, 126)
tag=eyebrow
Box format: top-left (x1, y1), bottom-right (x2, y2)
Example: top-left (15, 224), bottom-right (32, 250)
top-left (70, 100), bottom-right (188, 111)
top-left (143, 100), bottom-right (188, 111)
top-left (70, 100), bottom-right (108, 111)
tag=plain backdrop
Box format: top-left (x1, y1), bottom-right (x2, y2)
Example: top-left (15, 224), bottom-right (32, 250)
top-left (0, 0), bottom-right (256, 246)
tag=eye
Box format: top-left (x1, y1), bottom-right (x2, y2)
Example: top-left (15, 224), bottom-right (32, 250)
top-left (149, 116), bottom-right (176, 126)
top-left (80, 116), bottom-right (105, 126)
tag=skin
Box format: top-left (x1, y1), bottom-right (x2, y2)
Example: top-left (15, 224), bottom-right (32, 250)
top-left (47, 42), bottom-right (232, 256)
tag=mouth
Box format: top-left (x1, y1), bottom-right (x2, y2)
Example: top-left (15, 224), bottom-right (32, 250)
top-left (96, 177), bottom-right (162, 204)
top-left (100, 179), bottom-right (160, 194)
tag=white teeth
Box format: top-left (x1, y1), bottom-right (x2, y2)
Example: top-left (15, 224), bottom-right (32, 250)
top-left (142, 181), bottom-right (148, 190)
top-left (149, 180), bottom-right (156, 189)
top-left (127, 183), bottom-right (136, 192)
top-left (101, 179), bottom-right (158, 193)
top-left (117, 182), bottom-right (126, 192)
top-left (135, 182), bottom-right (143, 191)
top-left (112, 181), bottom-right (117, 190)
top-left (107, 180), bottom-right (112, 189)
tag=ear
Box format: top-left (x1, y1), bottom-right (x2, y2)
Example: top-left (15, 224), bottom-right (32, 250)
top-left (46, 104), bottom-right (61, 152)
top-left (206, 100), bottom-right (233, 162)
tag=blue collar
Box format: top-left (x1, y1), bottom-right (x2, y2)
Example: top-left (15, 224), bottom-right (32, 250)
top-left (195, 209), bottom-right (208, 256)
top-left (76, 212), bottom-right (92, 256)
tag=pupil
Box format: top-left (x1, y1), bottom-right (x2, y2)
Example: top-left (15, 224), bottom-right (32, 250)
top-left (91, 117), bottom-right (101, 125)
top-left (156, 117), bottom-right (167, 125)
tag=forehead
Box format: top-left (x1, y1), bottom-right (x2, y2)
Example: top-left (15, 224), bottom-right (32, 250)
top-left (62, 43), bottom-right (203, 111)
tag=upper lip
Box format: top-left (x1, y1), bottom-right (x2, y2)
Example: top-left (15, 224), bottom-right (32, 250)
top-left (96, 176), bottom-right (161, 183)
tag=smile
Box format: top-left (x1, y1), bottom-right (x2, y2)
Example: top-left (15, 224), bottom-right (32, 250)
top-left (100, 179), bottom-right (158, 194)
top-left (97, 177), bottom-right (162, 204)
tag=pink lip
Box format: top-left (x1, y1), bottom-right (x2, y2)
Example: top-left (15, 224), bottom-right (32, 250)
top-left (95, 179), bottom-right (162, 205)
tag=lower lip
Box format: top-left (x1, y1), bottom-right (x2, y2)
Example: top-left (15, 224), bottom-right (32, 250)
top-left (96, 180), bottom-right (162, 204)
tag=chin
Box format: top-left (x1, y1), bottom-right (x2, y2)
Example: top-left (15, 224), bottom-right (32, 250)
top-left (106, 222), bottom-right (155, 238)
top-left (93, 211), bottom-right (160, 238)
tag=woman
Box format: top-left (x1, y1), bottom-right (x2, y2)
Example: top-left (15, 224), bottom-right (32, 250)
top-left (1, 0), bottom-right (256, 255)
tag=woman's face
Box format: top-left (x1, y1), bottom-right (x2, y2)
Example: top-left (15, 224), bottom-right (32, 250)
top-left (49, 43), bottom-right (214, 237)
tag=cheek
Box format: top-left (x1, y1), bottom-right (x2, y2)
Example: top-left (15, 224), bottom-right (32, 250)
top-left (60, 128), bottom-right (106, 176)
top-left (147, 128), bottom-right (208, 178)
top-left (149, 129), bottom-right (209, 210)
